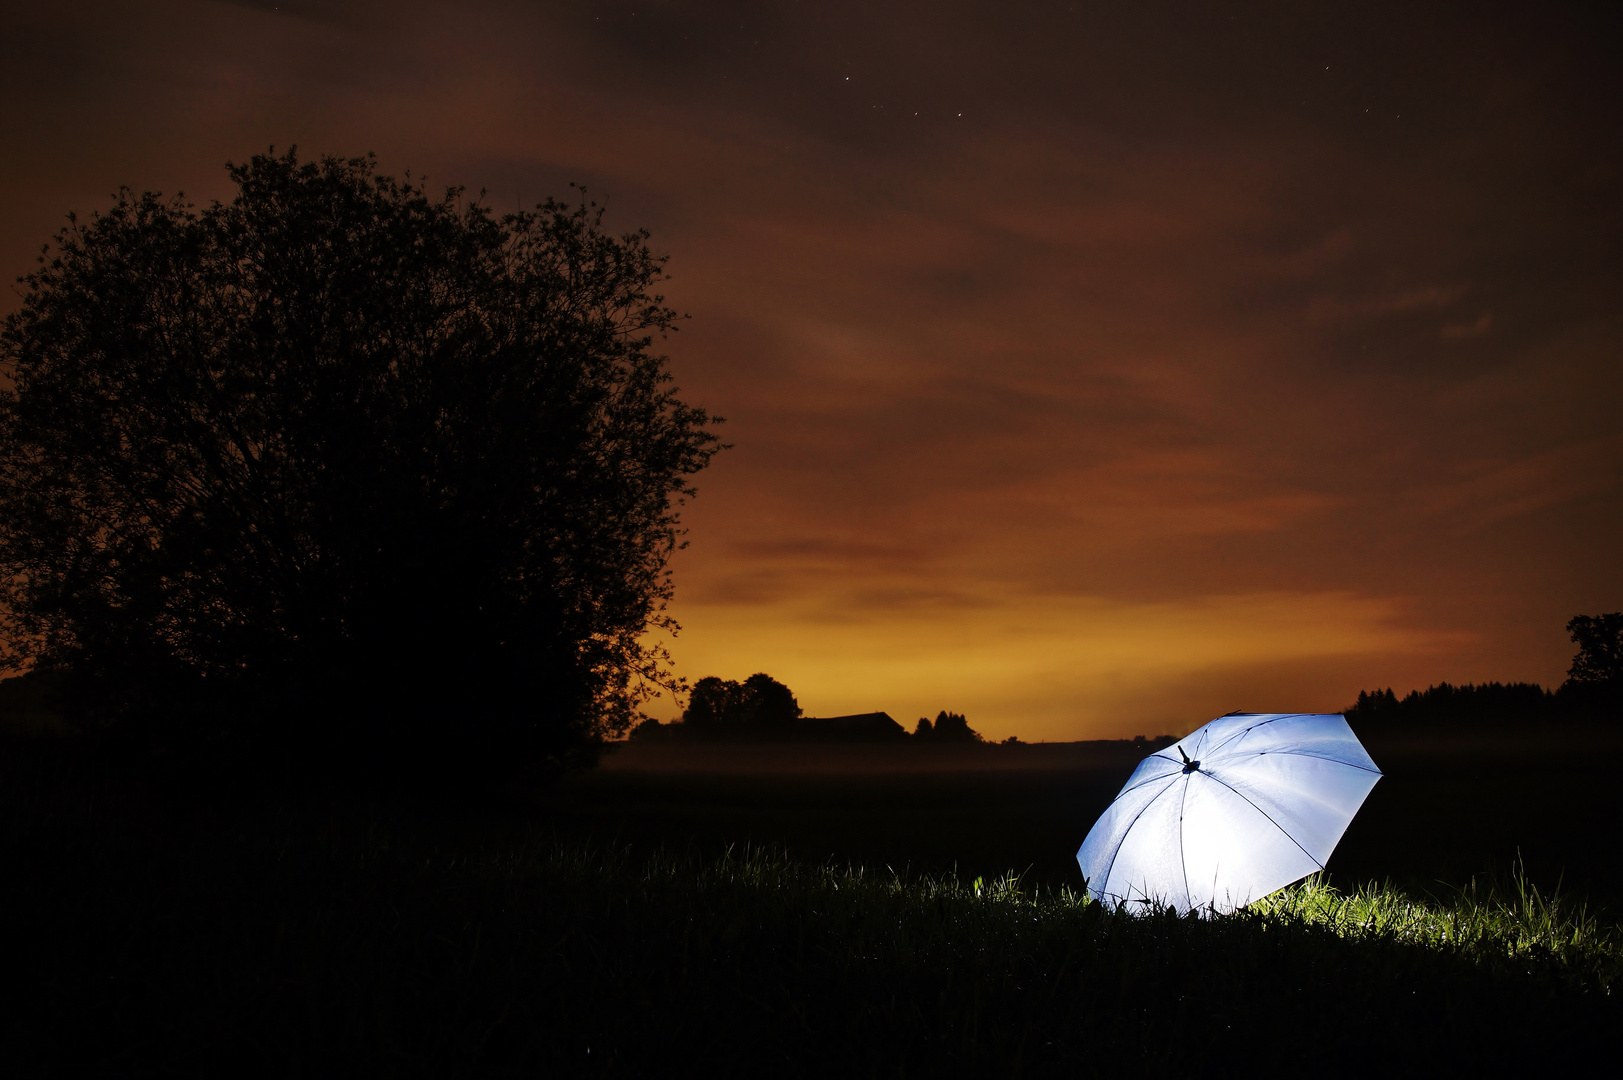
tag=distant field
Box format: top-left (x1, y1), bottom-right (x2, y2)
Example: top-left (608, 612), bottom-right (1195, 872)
top-left (559, 733), bottom-right (1623, 908)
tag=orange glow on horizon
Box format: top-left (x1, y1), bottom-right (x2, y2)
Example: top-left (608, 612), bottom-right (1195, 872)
top-left (650, 590), bottom-right (1469, 742)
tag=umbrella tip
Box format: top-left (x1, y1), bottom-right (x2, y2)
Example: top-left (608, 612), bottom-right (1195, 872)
top-left (1178, 745), bottom-right (1201, 773)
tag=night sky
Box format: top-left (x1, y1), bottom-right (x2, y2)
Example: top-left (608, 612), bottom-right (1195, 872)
top-left (3, 2), bottom-right (1620, 739)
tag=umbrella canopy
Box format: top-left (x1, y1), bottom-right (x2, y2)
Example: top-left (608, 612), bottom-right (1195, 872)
top-left (1076, 712), bottom-right (1382, 915)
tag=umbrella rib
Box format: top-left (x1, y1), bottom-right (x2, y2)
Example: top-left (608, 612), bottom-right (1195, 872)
top-left (1199, 769), bottom-right (1326, 871)
top-left (1115, 759), bottom-right (1184, 797)
top-left (1097, 774), bottom-right (1181, 901)
top-left (1207, 713), bottom-right (1309, 757)
top-left (1262, 749), bottom-right (1382, 775)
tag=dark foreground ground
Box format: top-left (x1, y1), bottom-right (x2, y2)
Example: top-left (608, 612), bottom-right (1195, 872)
top-left (2, 729), bottom-right (1618, 1076)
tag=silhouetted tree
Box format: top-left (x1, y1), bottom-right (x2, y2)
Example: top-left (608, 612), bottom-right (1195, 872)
top-left (737, 672), bottom-right (801, 729)
top-left (682, 676), bottom-right (744, 732)
top-left (1565, 614), bottom-right (1623, 686)
top-left (1345, 688), bottom-right (1404, 729)
top-left (0, 149), bottom-right (722, 779)
top-left (1561, 612), bottom-right (1623, 717)
top-left (680, 672), bottom-right (800, 738)
top-left (915, 710), bottom-right (981, 743)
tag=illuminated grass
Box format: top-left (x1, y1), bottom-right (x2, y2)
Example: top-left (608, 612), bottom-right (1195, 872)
top-left (1253, 868), bottom-right (1620, 986)
top-left (572, 843), bottom-right (1622, 994)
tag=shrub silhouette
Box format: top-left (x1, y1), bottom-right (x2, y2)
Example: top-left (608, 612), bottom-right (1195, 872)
top-left (0, 149), bottom-right (722, 781)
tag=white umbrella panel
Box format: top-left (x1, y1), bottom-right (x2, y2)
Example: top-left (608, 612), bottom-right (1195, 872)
top-left (1076, 712), bottom-right (1382, 915)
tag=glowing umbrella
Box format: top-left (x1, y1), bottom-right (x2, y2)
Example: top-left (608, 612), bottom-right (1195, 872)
top-left (1076, 712), bottom-right (1381, 915)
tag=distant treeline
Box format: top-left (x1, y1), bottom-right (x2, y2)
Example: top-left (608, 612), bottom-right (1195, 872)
top-left (1345, 613), bottom-right (1621, 732)
top-left (1346, 682), bottom-right (1557, 729)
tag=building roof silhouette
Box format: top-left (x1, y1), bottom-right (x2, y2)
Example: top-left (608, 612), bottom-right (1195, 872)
top-left (796, 712), bottom-right (908, 742)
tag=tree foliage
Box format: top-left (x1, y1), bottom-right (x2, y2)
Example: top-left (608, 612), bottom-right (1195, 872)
top-left (913, 710), bottom-right (981, 743)
top-left (1565, 613), bottom-right (1623, 686)
top-left (0, 149), bottom-right (722, 774)
top-left (680, 673), bottom-right (802, 735)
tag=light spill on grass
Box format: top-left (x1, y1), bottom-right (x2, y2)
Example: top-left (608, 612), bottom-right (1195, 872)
top-left (1255, 866), bottom-right (1620, 985)
top-left (516, 837), bottom-right (1619, 992)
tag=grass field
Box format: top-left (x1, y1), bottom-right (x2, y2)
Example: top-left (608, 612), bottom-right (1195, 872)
top-left (2, 733), bottom-right (1618, 1076)
top-left (565, 734), bottom-right (1623, 903)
